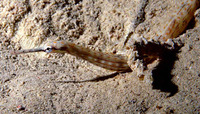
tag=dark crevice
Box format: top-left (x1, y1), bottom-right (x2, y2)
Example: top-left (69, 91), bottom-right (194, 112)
top-left (151, 47), bottom-right (180, 97)
top-left (177, 17), bottom-right (196, 39)
top-left (134, 41), bottom-right (183, 97)
top-left (185, 17), bottom-right (196, 31)
top-left (123, 0), bottom-right (149, 47)
top-left (74, 0), bottom-right (83, 5)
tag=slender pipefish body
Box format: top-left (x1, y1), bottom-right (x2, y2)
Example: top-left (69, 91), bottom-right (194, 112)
top-left (12, 0), bottom-right (199, 72)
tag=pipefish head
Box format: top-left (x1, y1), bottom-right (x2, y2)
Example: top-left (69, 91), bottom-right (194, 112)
top-left (11, 41), bottom-right (68, 55)
top-left (44, 41), bottom-right (68, 53)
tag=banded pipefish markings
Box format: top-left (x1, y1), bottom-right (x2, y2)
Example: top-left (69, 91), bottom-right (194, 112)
top-left (12, 41), bottom-right (132, 72)
top-left (12, 0), bottom-right (199, 72)
top-left (155, 0), bottom-right (199, 42)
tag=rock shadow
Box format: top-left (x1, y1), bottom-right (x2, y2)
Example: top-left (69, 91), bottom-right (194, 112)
top-left (57, 41), bottom-right (182, 97)
top-left (135, 41), bottom-right (183, 97)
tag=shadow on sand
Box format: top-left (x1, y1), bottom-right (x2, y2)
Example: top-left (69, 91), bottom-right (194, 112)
top-left (58, 42), bottom-right (182, 97)
top-left (134, 42), bottom-right (183, 97)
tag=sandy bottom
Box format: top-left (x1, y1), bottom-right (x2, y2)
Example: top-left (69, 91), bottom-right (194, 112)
top-left (0, 0), bottom-right (199, 113)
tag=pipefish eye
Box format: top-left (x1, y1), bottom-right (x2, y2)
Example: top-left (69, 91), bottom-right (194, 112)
top-left (45, 46), bottom-right (53, 53)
